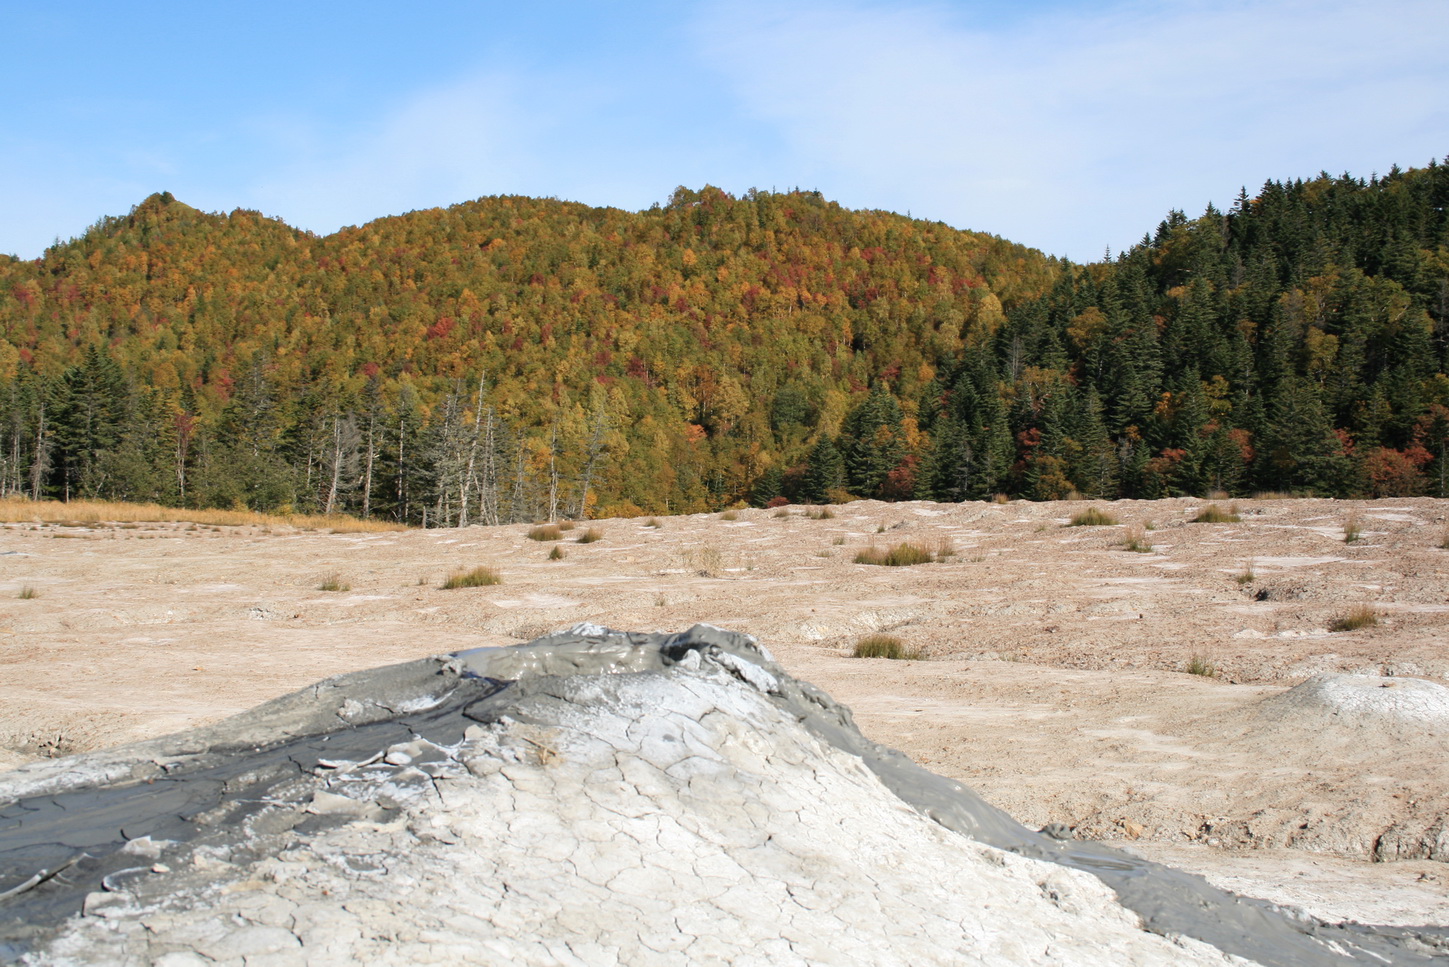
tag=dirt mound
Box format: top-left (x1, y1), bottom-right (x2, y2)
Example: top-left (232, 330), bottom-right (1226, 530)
top-left (1253, 674), bottom-right (1449, 733)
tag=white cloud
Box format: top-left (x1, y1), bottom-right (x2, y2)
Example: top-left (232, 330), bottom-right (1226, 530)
top-left (692, 0), bottom-right (1449, 259)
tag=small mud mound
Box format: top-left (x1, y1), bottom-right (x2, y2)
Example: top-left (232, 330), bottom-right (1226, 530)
top-left (1254, 674), bottom-right (1449, 734)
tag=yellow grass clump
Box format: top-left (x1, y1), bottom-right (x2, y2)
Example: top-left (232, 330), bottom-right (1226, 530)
top-left (1068, 507), bottom-right (1117, 527)
top-left (855, 542), bottom-right (939, 567)
top-left (0, 497), bottom-right (407, 533)
top-left (1121, 525), bottom-right (1154, 553)
top-left (442, 566), bottom-right (502, 589)
top-left (1329, 605), bottom-right (1378, 633)
top-left (1192, 504), bottom-right (1241, 524)
top-left (852, 634), bottom-right (924, 660)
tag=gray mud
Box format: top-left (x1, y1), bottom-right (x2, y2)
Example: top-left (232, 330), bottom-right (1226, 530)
top-left (2, 624), bottom-right (1446, 965)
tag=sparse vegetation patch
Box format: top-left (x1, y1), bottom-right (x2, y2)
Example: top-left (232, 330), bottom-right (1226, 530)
top-left (18, 585), bottom-right (39, 600)
top-left (1121, 525), bottom-right (1153, 553)
top-left (0, 497), bottom-right (406, 533)
top-left (1343, 515), bottom-right (1362, 544)
top-left (318, 574), bottom-right (350, 592)
top-left (1185, 652), bottom-right (1218, 677)
top-left (576, 527), bottom-right (604, 543)
top-left (1329, 606), bottom-right (1379, 632)
top-left (442, 566), bottom-right (502, 589)
top-left (854, 542), bottom-right (940, 567)
top-left (527, 524), bottom-right (563, 541)
top-left (681, 545), bottom-right (725, 576)
top-left (852, 634), bottom-right (923, 660)
top-left (548, 546), bottom-right (565, 561)
top-left (1069, 508), bottom-right (1117, 527)
top-left (1193, 504), bottom-right (1241, 524)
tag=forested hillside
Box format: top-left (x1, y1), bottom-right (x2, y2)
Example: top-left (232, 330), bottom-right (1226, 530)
top-left (954, 162), bottom-right (1449, 503)
top-left (1, 164), bottom-right (1447, 523)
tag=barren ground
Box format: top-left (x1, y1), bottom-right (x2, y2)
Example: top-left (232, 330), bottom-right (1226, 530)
top-left (2, 496), bottom-right (1446, 926)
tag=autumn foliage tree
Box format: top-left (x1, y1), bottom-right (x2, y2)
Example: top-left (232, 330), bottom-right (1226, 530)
top-left (2, 162), bottom-right (1447, 518)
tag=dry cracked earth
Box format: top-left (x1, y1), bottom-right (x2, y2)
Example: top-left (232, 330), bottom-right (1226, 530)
top-left (2, 496), bottom-right (1447, 929)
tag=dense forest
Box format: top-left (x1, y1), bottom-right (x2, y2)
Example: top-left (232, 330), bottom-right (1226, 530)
top-left (1, 162), bottom-right (1447, 523)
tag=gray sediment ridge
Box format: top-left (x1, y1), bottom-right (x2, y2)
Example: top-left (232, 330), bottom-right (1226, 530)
top-left (2, 624), bottom-right (1446, 965)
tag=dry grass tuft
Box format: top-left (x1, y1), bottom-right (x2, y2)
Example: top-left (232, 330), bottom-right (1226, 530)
top-left (852, 634), bottom-right (924, 660)
top-left (1069, 507), bottom-right (1117, 527)
top-left (442, 566), bottom-right (502, 589)
top-left (1235, 562), bottom-right (1255, 585)
top-left (1121, 525), bottom-right (1153, 553)
top-left (806, 506), bottom-right (835, 520)
top-left (1193, 504), bottom-right (1241, 524)
top-left (557, 520), bottom-right (577, 531)
top-left (681, 545), bottom-right (725, 577)
top-left (576, 527), bottom-right (604, 543)
top-left (772, 507), bottom-right (791, 519)
top-left (719, 510), bottom-right (739, 521)
top-left (548, 546), bottom-right (565, 561)
top-left (1329, 605), bottom-right (1379, 633)
top-left (854, 542), bottom-right (939, 567)
top-left (527, 524), bottom-right (563, 542)
top-left (1343, 514), bottom-right (1362, 544)
top-left (1185, 652), bottom-right (1218, 677)
top-left (318, 574), bottom-right (351, 592)
top-left (18, 585), bottom-right (39, 600)
top-left (643, 518), bottom-right (662, 528)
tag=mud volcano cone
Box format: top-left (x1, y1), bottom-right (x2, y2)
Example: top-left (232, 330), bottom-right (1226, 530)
top-left (1, 626), bottom-right (1445, 965)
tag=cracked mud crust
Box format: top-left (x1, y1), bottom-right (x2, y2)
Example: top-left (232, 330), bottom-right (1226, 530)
top-left (2, 626), bottom-right (1446, 965)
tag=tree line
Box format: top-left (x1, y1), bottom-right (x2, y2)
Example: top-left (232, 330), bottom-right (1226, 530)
top-left (1, 164), bottom-right (1447, 523)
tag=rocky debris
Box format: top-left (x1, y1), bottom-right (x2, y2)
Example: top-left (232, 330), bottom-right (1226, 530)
top-left (1375, 822), bottom-right (1449, 863)
top-left (2, 626), bottom-right (1448, 965)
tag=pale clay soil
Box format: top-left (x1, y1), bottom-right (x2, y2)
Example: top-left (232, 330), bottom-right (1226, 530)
top-left (1, 496), bottom-right (1446, 927)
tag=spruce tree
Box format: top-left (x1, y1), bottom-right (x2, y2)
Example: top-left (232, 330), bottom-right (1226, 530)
top-left (801, 436), bottom-right (845, 503)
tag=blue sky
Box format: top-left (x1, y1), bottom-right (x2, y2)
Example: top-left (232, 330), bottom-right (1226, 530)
top-left (3, 0), bottom-right (1446, 262)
